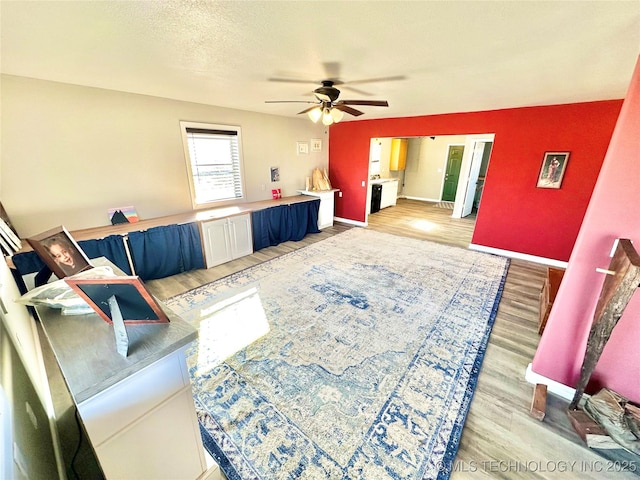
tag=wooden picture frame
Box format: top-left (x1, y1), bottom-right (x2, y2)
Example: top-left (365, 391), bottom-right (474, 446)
top-left (537, 152), bottom-right (570, 189)
top-left (27, 226), bottom-right (93, 278)
top-left (65, 276), bottom-right (169, 325)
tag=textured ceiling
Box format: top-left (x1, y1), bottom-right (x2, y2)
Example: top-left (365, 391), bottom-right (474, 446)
top-left (2, 1), bottom-right (640, 121)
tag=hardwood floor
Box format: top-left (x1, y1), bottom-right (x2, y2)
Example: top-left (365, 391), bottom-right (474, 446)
top-left (147, 199), bottom-right (638, 479)
top-left (366, 198), bottom-right (477, 249)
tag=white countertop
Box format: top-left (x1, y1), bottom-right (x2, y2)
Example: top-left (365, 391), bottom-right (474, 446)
top-left (369, 178), bottom-right (399, 185)
top-left (298, 189), bottom-right (339, 195)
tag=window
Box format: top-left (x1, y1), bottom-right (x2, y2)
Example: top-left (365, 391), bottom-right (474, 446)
top-left (180, 121), bottom-right (245, 208)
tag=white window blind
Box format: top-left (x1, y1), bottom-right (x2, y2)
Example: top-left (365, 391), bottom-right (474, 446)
top-left (182, 124), bottom-right (244, 206)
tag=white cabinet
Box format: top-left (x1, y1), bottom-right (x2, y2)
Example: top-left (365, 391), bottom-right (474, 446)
top-left (380, 180), bottom-right (399, 209)
top-left (78, 349), bottom-right (206, 480)
top-left (33, 257), bottom-right (214, 480)
top-left (201, 214), bottom-right (253, 268)
top-left (297, 189), bottom-right (338, 229)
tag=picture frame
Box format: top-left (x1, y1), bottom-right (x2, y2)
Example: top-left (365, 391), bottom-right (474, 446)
top-left (26, 226), bottom-right (93, 278)
top-left (311, 138), bottom-right (322, 152)
top-left (65, 276), bottom-right (170, 325)
top-left (270, 166), bottom-right (280, 182)
top-left (536, 152), bottom-right (570, 189)
top-left (296, 141), bottom-right (309, 155)
top-left (0, 202), bottom-right (21, 254)
top-left (107, 205), bottom-right (139, 224)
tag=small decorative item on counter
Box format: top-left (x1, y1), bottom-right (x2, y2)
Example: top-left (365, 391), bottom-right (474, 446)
top-left (272, 188), bottom-right (282, 199)
top-left (311, 168), bottom-right (332, 191)
top-left (107, 205), bottom-right (139, 223)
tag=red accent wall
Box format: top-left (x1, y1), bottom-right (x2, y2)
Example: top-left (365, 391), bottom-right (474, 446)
top-left (329, 101), bottom-right (622, 261)
top-left (533, 56), bottom-right (640, 402)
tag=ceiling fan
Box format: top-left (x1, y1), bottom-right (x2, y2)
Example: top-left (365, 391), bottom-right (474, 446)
top-left (265, 76), bottom-right (402, 125)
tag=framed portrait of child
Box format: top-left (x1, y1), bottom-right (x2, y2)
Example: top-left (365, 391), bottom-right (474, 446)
top-left (27, 226), bottom-right (93, 278)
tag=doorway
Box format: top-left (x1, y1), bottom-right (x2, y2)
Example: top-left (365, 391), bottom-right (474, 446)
top-left (366, 134), bottom-right (495, 234)
top-left (460, 141), bottom-right (493, 217)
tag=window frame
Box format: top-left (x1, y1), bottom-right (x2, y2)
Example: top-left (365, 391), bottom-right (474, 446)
top-left (179, 121), bottom-right (246, 209)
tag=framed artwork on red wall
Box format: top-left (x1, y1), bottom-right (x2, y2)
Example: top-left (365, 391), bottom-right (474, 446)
top-left (537, 152), bottom-right (570, 189)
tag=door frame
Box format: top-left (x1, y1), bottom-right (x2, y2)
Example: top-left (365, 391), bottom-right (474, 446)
top-left (451, 134), bottom-right (495, 219)
top-left (461, 141), bottom-right (488, 217)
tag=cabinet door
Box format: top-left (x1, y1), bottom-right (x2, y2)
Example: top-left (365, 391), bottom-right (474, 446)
top-left (95, 388), bottom-right (205, 480)
top-left (317, 193), bottom-right (335, 229)
top-left (202, 219), bottom-right (233, 268)
top-left (380, 182), bottom-right (398, 209)
top-left (229, 214), bottom-right (253, 258)
top-left (390, 139), bottom-right (407, 171)
top-left (80, 349), bottom-right (206, 480)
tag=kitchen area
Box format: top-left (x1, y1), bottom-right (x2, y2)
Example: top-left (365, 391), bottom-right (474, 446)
top-left (367, 138), bottom-right (405, 214)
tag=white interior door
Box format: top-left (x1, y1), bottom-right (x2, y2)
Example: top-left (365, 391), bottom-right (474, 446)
top-left (461, 141), bottom-right (486, 217)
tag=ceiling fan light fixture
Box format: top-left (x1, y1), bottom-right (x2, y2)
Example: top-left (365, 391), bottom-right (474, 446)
top-left (330, 107), bottom-right (344, 123)
top-left (322, 108), bottom-right (334, 126)
top-left (268, 78), bottom-right (392, 121)
top-left (307, 106), bottom-right (322, 123)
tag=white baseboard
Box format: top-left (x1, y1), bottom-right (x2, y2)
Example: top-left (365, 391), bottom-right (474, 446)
top-left (525, 363), bottom-right (578, 401)
top-left (334, 217), bottom-right (367, 227)
top-left (469, 244), bottom-right (569, 269)
top-left (402, 195), bottom-right (441, 203)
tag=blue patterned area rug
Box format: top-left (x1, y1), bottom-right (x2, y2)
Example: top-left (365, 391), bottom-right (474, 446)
top-left (166, 228), bottom-right (509, 480)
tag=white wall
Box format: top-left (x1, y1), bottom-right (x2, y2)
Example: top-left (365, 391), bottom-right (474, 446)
top-left (1, 75), bottom-right (328, 237)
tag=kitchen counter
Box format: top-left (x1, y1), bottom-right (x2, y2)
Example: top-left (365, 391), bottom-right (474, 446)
top-left (370, 179), bottom-right (399, 211)
top-left (369, 178), bottom-right (399, 185)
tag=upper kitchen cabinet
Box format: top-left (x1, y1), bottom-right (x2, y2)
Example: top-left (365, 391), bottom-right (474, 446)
top-left (389, 138), bottom-right (408, 171)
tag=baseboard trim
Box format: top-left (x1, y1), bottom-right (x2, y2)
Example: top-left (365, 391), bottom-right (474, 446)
top-left (525, 363), bottom-right (577, 401)
top-left (469, 244), bottom-right (569, 269)
top-left (402, 195), bottom-right (441, 203)
top-left (334, 217), bottom-right (368, 227)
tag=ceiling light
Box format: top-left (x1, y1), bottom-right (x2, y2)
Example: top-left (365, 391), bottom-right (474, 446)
top-left (322, 108), bottom-right (334, 126)
top-left (307, 107), bottom-right (322, 123)
top-left (330, 108), bottom-right (344, 123)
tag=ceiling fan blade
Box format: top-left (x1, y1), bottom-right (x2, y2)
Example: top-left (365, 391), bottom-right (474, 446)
top-left (265, 100), bottom-right (318, 104)
top-left (334, 104), bottom-right (364, 116)
top-left (341, 85), bottom-right (373, 96)
top-left (297, 105), bottom-right (322, 115)
top-left (344, 75), bottom-right (406, 86)
top-left (268, 78), bottom-right (319, 84)
top-left (338, 100), bottom-right (389, 107)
